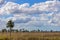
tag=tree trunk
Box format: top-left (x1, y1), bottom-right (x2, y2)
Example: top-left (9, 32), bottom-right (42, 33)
top-left (10, 27), bottom-right (11, 40)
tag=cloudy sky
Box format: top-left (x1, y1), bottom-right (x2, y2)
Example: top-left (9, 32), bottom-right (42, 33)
top-left (0, 0), bottom-right (60, 31)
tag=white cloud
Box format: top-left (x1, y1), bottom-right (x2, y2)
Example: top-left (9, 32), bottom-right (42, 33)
top-left (0, 0), bottom-right (6, 8)
top-left (0, 0), bottom-right (5, 4)
top-left (0, 0), bottom-right (60, 30)
top-left (47, 0), bottom-right (59, 1)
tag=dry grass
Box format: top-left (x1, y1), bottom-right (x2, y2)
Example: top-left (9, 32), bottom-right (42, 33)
top-left (0, 32), bottom-right (60, 40)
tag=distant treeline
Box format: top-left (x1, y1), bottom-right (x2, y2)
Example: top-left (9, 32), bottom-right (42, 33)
top-left (0, 29), bottom-right (60, 32)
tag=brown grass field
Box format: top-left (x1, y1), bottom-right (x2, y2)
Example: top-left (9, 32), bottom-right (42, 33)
top-left (0, 32), bottom-right (60, 40)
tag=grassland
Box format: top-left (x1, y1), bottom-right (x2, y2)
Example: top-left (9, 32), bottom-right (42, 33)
top-left (0, 32), bottom-right (60, 40)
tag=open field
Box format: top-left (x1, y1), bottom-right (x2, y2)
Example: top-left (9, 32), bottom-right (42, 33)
top-left (0, 32), bottom-right (60, 40)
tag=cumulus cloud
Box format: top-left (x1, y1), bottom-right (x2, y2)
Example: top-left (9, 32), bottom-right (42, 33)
top-left (0, 0), bottom-right (5, 4)
top-left (0, 0), bottom-right (6, 8)
top-left (0, 0), bottom-right (60, 30)
top-left (47, 0), bottom-right (59, 1)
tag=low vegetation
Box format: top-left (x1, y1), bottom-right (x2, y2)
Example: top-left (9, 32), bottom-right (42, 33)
top-left (0, 32), bottom-right (60, 40)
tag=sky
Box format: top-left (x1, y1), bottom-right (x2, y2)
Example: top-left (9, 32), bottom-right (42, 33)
top-left (8, 0), bottom-right (47, 5)
top-left (0, 0), bottom-right (60, 31)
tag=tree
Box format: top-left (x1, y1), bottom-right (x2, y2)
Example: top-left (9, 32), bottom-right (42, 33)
top-left (50, 30), bottom-right (53, 32)
top-left (15, 30), bottom-right (18, 32)
top-left (2, 29), bottom-right (7, 32)
top-left (6, 20), bottom-right (14, 40)
top-left (37, 29), bottom-right (40, 32)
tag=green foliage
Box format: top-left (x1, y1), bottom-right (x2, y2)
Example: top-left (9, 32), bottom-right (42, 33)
top-left (6, 20), bottom-right (14, 28)
top-left (6, 20), bottom-right (14, 40)
top-left (2, 29), bottom-right (7, 32)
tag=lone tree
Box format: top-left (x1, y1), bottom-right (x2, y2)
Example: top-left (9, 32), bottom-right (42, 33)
top-left (6, 20), bottom-right (14, 40)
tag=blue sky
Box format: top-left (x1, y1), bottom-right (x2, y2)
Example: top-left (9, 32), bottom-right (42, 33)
top-left (0, 0), bottom-right (60, 31)
top-left (8, 0), bottom-right (47, 5)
